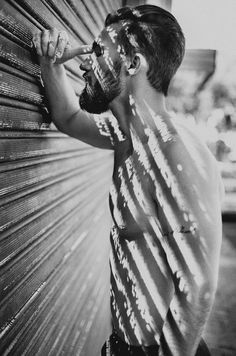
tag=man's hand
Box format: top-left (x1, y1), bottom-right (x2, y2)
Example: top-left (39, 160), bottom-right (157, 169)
top-left (31, 28), bottom-right (114, 149)
top-left (32, 28), bottom-right (70, 65)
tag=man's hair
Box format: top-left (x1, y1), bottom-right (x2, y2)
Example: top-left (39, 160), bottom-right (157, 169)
top-left (105, 5), bottom-right (185, 96)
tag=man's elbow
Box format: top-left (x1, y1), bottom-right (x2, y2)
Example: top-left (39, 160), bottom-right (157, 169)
top-left (51, 109), bottom-right (79, 134)
top-left (52, 120), bottom-right (67, 134)
top-left (51, 114), bottom-right (73, 136)
top-left (192, 272), bottom-right (218, 311)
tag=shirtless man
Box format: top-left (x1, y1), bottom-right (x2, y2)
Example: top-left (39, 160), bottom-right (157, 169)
top-left (33, 5), bottom-right (223, 356)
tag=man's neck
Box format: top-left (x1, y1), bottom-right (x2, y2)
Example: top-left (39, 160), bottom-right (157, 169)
top-left (109, 82), bottom-right (171, 141)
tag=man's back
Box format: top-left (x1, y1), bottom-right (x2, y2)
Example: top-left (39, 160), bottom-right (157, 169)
top-left (109, 114), bottom-right (223, 349)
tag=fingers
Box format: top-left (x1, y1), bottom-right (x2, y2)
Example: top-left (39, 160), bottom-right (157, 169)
top-left (32, 28), bottom-right (70, 63)
top-left (55, 31), bottom-right (70, 60)
top-left (32, 31), bottom-right (43, 57)
top-left (41, 29), bottom-right (51, 56)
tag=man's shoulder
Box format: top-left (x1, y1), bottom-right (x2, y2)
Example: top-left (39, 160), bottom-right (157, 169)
top-left (171, 116), bottom-right (215, 164)
top-left (171, 116), bottom-right (224, 201)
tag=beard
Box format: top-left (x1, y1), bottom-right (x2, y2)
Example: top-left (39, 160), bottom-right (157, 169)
top-left (79, 62), bottom-right (122, 114)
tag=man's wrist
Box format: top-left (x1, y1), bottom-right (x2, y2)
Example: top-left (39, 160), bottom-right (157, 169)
top-left (39, 57), bottom-right (64, 70)
top-left (39, 59), bottom-right (64, 84)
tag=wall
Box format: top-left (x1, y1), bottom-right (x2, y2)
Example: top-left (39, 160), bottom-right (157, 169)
top-left (0, 1), bottom-right (121, 355)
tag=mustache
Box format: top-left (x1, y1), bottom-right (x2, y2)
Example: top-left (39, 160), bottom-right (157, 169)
top-left (82, 59), bottom-right (122, 86)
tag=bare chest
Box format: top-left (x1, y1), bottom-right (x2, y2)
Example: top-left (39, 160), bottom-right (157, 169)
top-left (109, 149), bottom-right (158, 240)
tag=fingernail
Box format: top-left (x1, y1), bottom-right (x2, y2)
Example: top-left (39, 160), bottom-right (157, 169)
top-left (55, 51), bottom-right (62, 58)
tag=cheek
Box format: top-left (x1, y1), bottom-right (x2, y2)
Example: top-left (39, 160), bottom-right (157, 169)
top-left (91, 54), bottom-right (106, 82)
top-left (103, 49), bottom-right (116, 72)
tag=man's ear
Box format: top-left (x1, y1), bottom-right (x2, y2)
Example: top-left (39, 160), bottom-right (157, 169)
top-left (128, 53), bottom-right (147, 76)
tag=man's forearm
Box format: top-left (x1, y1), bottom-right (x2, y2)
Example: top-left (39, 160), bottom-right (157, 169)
top-left (159, 284), bottom-right (214, 356)
top-left (40, 60), bottom-right (79, 130)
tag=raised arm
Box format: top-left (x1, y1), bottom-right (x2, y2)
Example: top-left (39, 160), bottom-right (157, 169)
top-left (32, 28), bottom-right (114, 150)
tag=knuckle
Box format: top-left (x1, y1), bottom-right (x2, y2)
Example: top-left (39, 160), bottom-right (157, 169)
top-left (32, 30), bottom-right (39, 38)
top-left (51, 27), bottom-right (58, 36)
top-left (61, 30), bottom-right (68, 38)
top-left (49, 39), bottom-right (55, 45)
top-left (33, 31), bottom-right (40, 39)
top-left (58, 32), bottom-right (66, 42)
top-left (41, 29), bottom-right (49, 39)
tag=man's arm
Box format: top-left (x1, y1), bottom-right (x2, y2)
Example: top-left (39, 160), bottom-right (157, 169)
top-left (151, 136), bottom-right (222, 356)
top-left (33, 28), bottom-right (114, 150)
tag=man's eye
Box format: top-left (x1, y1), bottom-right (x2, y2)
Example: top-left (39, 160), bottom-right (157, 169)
top-left (93, 42), bottom-right (104, 57)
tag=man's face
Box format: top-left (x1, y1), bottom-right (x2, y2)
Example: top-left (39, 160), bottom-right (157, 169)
top-left (79, 24), bottom-right (125, 114)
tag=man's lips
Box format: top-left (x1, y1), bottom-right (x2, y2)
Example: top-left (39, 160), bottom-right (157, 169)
top-left (83, 73), bottom-right (92, 85)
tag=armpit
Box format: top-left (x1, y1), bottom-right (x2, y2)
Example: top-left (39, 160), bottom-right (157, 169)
top-left (94, 114), bottom-right (126, 146)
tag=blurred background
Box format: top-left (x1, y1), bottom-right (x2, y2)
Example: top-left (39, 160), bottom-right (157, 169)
top-left (170, 0), bottom-right (236, 218)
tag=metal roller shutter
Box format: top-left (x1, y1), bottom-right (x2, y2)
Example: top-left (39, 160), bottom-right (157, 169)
top-left (0, 1), bottom-right (122, 355)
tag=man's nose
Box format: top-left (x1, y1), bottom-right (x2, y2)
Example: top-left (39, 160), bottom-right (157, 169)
top-left (80, 57), bottom-right (92, 72)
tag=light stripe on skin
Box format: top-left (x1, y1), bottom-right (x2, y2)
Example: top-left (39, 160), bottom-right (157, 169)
top-left (110, 254), bottom-right (140, 344)
top-left (93, 115), bottom-right (114, 145)
top-left (90, 53), bottom-right (103, 81)
top-left (110, 225), bottom-right (165, 344)
top-left (127, 118), bottom-right (211, 294)
top-left (130, 120), bottom-right (207, 243)
top-left (128, 101), bottom-right (193, 232)
top-left (94, 114), bottom-right (125, 145)
top-left (124, 156), bottom-right (149, 214)
top-left (103, 47), bottom-right (116, 73)
top-left (95, 34), bottom-right (120, 79)
top-left (106, 26), bottom-right (118, 44)
top-left (129, 105), bottom-right (209, 244)
top-left (129, 124), bottom-right (184, 233)
top-left (105, 28), bottom-right (127, 66)
top-left (109, 116), bottom-right (126, 142)
top-left (110, 181), bottom-right (126, 228)
top-left (148, 216), bottom-right (205, 301)
top-left (116, 133), bottom-right (205, 295)
top-left (118, 159), bottom-right (196, 303)
top-left (126, 239), bottom-right (170, 324)
top-left (141, 133), bottom-right (212, 286)
top-left (143, 232), bottom-right (173, 280)
top-left (159, 289), bottom-right (210, 356)
top-left (118, 165), bottom-right (145, 227)
top-left (110, 229), bottom-right (148, 344)
top-left (89, 51), bottom-right (116, 96)
top-left (160, 308), bottom-right (186, 356)
top-left (144, 103), bottom-right (174, 143)
top-left (129, 97), bottom-right (195, 218)
top-left (93, 28), bottom-right (125, 78)
top-left (145, 126), bottom-right (191, 217)
top-left (110, 274), bottom-right (134, 344)
top-left (143, 100), bottom-right (212, 223)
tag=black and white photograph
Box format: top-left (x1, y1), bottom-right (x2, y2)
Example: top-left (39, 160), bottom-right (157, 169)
top-left (0, 1), bottom-right (236, 355)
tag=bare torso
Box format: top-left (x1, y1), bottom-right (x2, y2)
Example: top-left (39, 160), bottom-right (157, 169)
top-left (109, 138), bottom-right (174, 346)
top-left (108, 117), bottom-right (223, 347)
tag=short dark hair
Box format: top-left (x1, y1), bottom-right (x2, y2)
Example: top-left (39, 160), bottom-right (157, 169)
top-left (105, 5), bottom-right (185, 96)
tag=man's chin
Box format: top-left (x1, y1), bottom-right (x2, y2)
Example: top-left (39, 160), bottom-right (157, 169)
top-left (79, 91), bottom-right (109, 115)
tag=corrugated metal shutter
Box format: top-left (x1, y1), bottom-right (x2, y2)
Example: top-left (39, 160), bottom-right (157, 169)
top-left (0, 1), bottom-right (122, 355)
